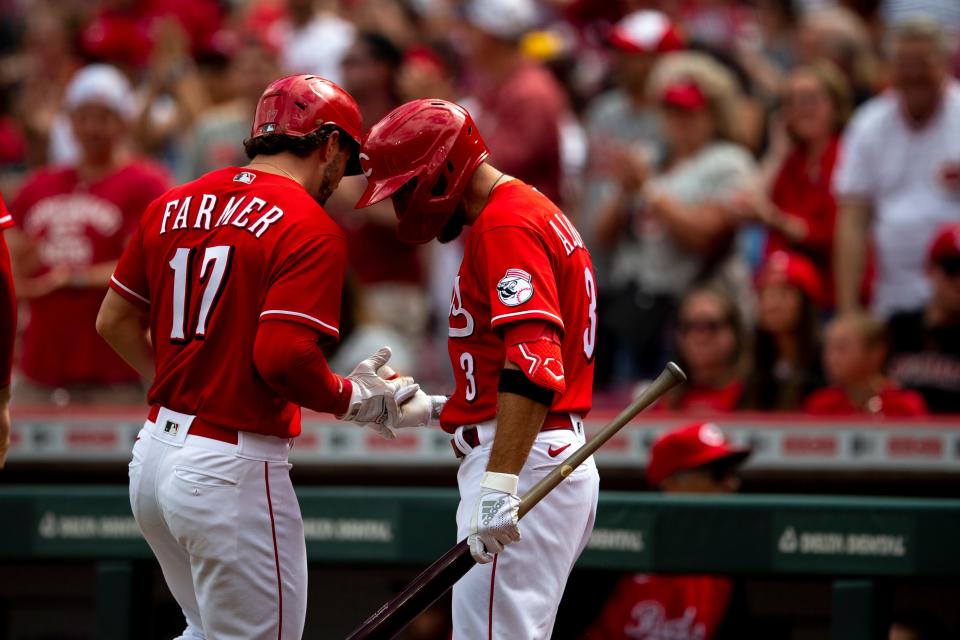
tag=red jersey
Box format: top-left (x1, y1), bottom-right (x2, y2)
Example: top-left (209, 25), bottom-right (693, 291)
top-left (10, 161), bottom-right (170, 386)
top-left (110, 167), bottom-right (347, 438)
top-left (584, 574), bottom-right (733, 640)
top-left (803, 383), bottom-right (928, 416)
top-left (441, 180), bottom-right (595, 430)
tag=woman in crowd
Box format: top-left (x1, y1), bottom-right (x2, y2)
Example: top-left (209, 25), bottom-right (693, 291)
top-left (593, 51), bottom-right (757, 379)
top-left (805, 313), bottom-right (928, 416)
top-left (656, 287), bottom-right (746, 412)
top-left (733, 61), bottom-right (852, 308)
top-left (742, 251), bottom-right (825, 410)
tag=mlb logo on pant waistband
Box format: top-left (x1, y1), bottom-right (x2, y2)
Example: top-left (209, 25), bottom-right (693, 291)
top-left (164, 421), bottom-right (179, 436)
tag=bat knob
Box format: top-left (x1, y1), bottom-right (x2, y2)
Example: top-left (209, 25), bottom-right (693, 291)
top-left (665, 361), bottom-right (687, 384)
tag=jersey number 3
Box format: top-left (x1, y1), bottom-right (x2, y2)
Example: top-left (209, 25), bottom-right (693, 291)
top-left (583, 267), bottom-right (597, 361)
top-left (169, 245), bottom-right (234, 342)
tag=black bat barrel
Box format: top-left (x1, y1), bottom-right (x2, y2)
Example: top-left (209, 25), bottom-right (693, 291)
top-left (345, 540), bottom-right (475, 640)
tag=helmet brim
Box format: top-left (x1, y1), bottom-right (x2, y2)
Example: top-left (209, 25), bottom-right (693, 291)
top-left (355, 169), bottom-right (416, 208)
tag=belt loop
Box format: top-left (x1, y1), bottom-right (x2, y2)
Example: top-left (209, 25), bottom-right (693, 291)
top-left (453, 426), bottom-right (473, 457)
top-left (572, 413), bottom-right (585, 442)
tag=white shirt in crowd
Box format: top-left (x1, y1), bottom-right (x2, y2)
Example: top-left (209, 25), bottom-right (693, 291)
top-left (272, 11), bottom-right (355, 86)
top-left (834, 81), bottom-right (960, 317)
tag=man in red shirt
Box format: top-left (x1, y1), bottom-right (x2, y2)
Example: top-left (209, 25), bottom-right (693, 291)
top-left (0, 195), bottom-right (15, 468)
top-left (9, 64), bottom-right (171, 402)
top-left (96, 75), bottom-right (417, 639)
top-left (584, 422), bottom-right (750, 640)
top-left (357, 99), bottom-right (600, 639)
top-left (458, 0), bottom-right (569, 205)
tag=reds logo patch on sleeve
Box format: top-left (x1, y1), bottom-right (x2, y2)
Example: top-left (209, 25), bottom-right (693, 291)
top-left (497, 268), bottom-right (534, 306)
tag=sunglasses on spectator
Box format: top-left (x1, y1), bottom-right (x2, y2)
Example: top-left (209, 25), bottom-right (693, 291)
top-left (938, 258), bottom-right (960, 277)
top-left (678, 318), bottom-right (729, 334)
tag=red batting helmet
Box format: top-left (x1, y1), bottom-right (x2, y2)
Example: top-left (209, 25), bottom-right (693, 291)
top-left (251, 75), bottom-right (363, 175)
top-left (355, 99), bottom-right (489, 244)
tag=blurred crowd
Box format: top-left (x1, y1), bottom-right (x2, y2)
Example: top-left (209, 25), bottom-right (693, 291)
top-left (1, 0), bottom-right (959, 415)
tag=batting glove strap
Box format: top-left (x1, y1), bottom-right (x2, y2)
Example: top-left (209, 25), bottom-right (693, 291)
top-left (481, 471), bottom-right (519, 494)
top-left (468, 472), bottom-right (521, 564)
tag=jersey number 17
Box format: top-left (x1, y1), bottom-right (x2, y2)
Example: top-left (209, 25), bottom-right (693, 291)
top-left (168, 245), bottom-right (234, 342)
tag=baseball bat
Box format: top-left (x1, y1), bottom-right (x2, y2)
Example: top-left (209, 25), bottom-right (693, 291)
top-left (345, 362), bottom-right (687, 640)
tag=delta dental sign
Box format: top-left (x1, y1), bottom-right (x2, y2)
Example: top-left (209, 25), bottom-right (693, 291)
top-left (773, 513), bottom-right (914, 573)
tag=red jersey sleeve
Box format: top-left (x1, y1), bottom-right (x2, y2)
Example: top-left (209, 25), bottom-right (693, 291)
top-left (260, 233), bottom-right (346, 340)
top-left (477, 226), bottom-right (564, 333)
top-left (110, 222), bottom-right (151, 307)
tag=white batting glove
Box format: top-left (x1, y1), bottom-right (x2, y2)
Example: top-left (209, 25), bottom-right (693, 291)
top-left (378, 365), bottom-right (446, 429)
top-left (340, 347), bottom-right (419, 439)
top-left (468, 472), bottom-right (521, 564)
top-left (396, 390), bottom-right (447, 428)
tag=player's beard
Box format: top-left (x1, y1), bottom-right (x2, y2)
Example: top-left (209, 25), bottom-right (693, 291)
top-left (314, 162), bottom-right (342, 206)
top-left (437, 206), bottom-right (467, 244)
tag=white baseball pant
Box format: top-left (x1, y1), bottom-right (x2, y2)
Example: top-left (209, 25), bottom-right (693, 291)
top-left (128, 407), bottom-right (307, 640)
top-left (452, 417), bottom-right (600, 640)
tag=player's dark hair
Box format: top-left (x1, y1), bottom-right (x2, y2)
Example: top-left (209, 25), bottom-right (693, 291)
top-left (243, 124), bottom-right (349, 160)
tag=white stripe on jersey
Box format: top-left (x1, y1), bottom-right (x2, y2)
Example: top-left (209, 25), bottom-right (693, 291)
top-left (259, 310), bottom-right (339, 335)
top-left (111, 276), bottom-right (150, 304)
top-left (490, 309), bottom-right (564, 327)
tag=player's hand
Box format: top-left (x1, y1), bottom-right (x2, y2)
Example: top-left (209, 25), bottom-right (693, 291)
top-left (378, 366), bottom-right (446, 429)
top-left (340, 347), bottom-right (419, 437)
top-left (394, 390), bottom-right (447, 429)
top-left (468, 472), bottom-right (521, 564)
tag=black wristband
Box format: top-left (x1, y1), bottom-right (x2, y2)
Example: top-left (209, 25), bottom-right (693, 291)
top-left (498, 368), bottom-right (554, 407)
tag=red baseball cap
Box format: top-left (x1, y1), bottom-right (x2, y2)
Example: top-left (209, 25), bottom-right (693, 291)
top-left (928, 222), bottom-right (960, 262)
top-left (609, 10), bottom-right (684, 54)
top-left (660, 81), bottom-right (708, 111)
top-left (646, 422), bottom-right (750, 486)
top-left (757, 250), bottom-right (824, 306)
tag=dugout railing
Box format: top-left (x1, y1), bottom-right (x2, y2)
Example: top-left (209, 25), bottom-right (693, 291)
top-left (1, 487), bottom-right (959, 639)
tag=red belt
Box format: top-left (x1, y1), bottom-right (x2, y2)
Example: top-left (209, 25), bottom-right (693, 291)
top-left (452, 412), bottom-right (575, 459)
top-left (147, 405), bottom-right (239, 445)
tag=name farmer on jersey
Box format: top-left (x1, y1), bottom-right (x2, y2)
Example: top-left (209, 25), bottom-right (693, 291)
top-left (156, 190), bottom-right (287, 239)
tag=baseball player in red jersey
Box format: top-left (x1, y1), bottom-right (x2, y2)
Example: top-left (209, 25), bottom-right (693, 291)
top-left (0, 195), bottom-right (15, 468)
top-left (357, 99), bottom-right (601, 639)
top-left (583, 423), bottom-right (749, 640)
top-left (96, 76), bottom-right (419, 639)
